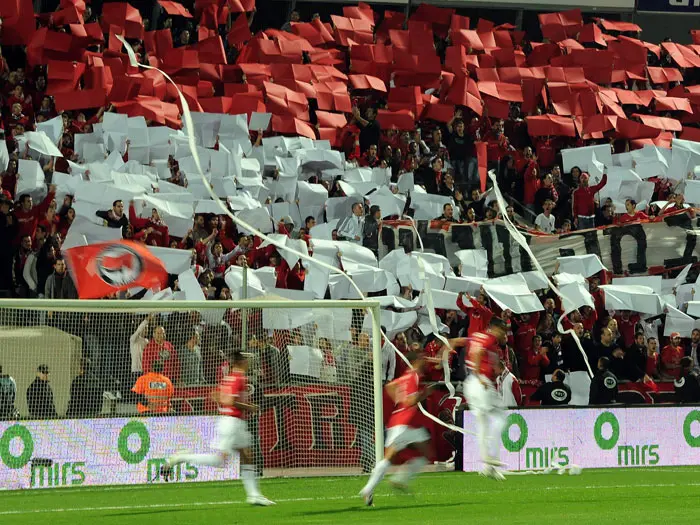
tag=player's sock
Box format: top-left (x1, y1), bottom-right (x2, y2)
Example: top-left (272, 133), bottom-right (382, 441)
top-left (361, 459), bottom-right (390, 495)
top-left (241, 464), bottom-right (261, 498)
top-left (173, 453), bottom-right (224, 467)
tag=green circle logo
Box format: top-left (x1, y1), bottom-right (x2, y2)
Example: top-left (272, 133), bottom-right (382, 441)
top-left (594, 412), bottom-right (619, 450)
top-left (501, 414), bottom-right (528, 452)
top-left (0, 424), bottom-right (34, 469)
top-left (118, 421), bottom-right (150, 464)
top-left (683, 410), bottom-right (700, 447)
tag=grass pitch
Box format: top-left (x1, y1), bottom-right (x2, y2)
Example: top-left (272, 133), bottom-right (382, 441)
top-left (2, 467), bottom-right (699, 525)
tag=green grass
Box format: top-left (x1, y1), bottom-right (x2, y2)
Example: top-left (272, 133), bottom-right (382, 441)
top-left (2, 468), bottom-right (700, 525)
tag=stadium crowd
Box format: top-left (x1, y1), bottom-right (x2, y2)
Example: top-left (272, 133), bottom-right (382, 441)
top-left (0, 0), bottom-right (699, 425)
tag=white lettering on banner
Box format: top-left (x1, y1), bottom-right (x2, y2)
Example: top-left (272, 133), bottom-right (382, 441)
top-left (462, 407), bottom-right (700, 472)
top-left (0, 417), bottom-right (236, 490)
top-left (382, 217), bottom-right (700, 277)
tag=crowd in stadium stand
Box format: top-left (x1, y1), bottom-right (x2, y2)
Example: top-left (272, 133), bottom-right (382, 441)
top-left (0, 0), bottom-right (699, 421)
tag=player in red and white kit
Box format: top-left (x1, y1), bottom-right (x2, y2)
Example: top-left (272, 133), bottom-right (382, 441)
top-left (465, 317), bottom-right (508, 480)
top-left (163, 353), bottom-right (274, 506)
top-left (359, 351), bottom-right (434, 506)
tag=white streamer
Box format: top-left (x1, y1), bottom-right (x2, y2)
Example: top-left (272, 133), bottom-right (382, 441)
top-left (114, 36), bottom-right (476, 450)
top-left (487, 171), bottom-right (594, 378)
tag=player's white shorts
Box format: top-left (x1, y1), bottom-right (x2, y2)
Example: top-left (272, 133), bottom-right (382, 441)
top-left (385, 425), bottom-right (430, 452)
top-left (464, 374), bottom-right (499, 415)
top-left (212, 416), bottom-right (251, 453)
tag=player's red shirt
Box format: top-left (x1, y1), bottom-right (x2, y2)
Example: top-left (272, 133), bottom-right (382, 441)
top-left (387, 370), bottom-right (422, 429)
top-left (219, 370), bottom-right (248, 418)
top-left (467, 331), bottom-right (500, 382)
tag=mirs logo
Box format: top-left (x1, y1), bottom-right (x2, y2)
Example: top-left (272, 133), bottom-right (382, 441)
top-left (594, 412), bottom-right (659, 466)
top-left (118, 421), bottom-right (199, 483)
top-left (30, 462), bottom-right (85, 488)
top-left (501, 414), bottom-right (569, 469)
top-left (147, 458), bottom-right (198, 482)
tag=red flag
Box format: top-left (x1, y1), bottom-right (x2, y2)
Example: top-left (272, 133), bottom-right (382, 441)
top-left (63, 241), bottom-right (168, 299)
top-left (475, 141), bottom-right (488, 192)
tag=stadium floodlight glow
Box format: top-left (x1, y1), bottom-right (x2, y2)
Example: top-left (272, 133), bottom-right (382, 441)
top-left (0, 298), bottom-right (384, 489)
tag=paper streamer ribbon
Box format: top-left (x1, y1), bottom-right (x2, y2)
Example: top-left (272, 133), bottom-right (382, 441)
top-left (115, 36), bottom-right (477, 449)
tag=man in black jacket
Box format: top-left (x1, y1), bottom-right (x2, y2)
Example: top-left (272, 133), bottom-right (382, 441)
top-left (563, 323), bottom-right (597, 372)
top-left (675, 357), bottom-right (700, 403)
top-left (0, 365), bottom-right (18, 419)
top-left (96, 199), bottom-right (128, 229)
top-left (531, 370), bottom-right (571, 406)
top-left (0, 197), bottom-right (17, 295)
top-left (66, 359), bottom-right (104, 418)
top-left (362, 205), bottom-right (381, 257)
top-left (623, 332), bottom-right (647, 381)
top-left (26, 364), bottom-right (57, 418)
top-left (589, 357), bottom-right (618, 405)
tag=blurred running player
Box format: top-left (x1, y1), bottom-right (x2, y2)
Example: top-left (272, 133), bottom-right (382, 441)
top-left (465, 317), bottom-right (508, 480)
top-left (162, 353), bottom-right (274, 506)
top-left (359, 351), bottom-right (436, 506)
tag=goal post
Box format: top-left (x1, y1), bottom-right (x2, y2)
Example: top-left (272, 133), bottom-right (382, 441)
top-left (0, 298), bottom-right (384, 488)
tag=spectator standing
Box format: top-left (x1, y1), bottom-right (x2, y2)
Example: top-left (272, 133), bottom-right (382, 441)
top-left (142, 326), bottom-right (180, 384)
top-left (44, 258), bottom-right (78, 299)
top-left (589, 357), bottom-right (618, 405)
top-left (281, 10), bottom-right (300, 32)
top-left (495, 360), bottom-right (522, 407)
top-left (178, 328), bottom-right (204, 385)
top-left (362, 205), bottom-right (381, 257)
top-left (132, 360), bottom-right (174, 414)
top-left (130, 314), bottom-right (154, 384)
top-left (66, 359), bottom-right (104, 418)
top-left (675, 357), bottom-right (700, 403)
top-left (0, 197), bottom-right (17, 294)
top-left (353, 107), bottom-right (380, 154)
top-left (337, 202), bottom-right (364, 244)
top-left (520, 336), bottom-right (550, 382)
top-left (26, 364), bottom-right (57, 418)
top-left (572, 172), bottom-right (607, 230)
top-left (14, 186), bottom-right (56, 242)
top-left (456, 290), bottom-right (493, 336)
top-left (534, 173), bottom-right (558, 214)
top-left (435, 203), bottom-right (458, 222)
top-left (96, 199), bottom-right (128, 229)
top-left (531, 369), bottom-right (571, 405)
top-left (661, 332), bottom-right (684, 379)
top-left (0, 365), bottom-right (18, 419)
top-left (446, 115), bottom-right (473, 187)
top-left (685, 328), bottom-right (700, 372)
top-left (624, 333), bottom-right (648, 382)
top-left (534, 200), bottom-right (556, 233)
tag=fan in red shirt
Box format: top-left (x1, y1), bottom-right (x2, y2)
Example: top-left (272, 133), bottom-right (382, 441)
top-left (14, 186), bottom-right (56, 244)
top-left (572, 172), bottom-right (607, 229)
top-left (141, 326), bottom-right (180, 384)
top-left (359, 351), bottom-right (434, 506)
top-left (661, 333), bottom-right (684, 379)
top-left (128, 203), bottom-right (170, 247)
top-left (617, 199), bottom-right (649, 224)
top-left (457, 290), bottom-right (493, 336)
top-left (464, 317), bottom-right (508, 479)
top-left (520, 335), bottom-right (550, 382)
top-left (613, 310), bottom-right (640, 348)
top-left (514, 311), bottom-right (541, 360)
top-left (162, 353), bottom-right (274, 506)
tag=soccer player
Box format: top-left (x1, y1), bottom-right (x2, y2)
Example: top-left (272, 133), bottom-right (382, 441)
top-left (359, 351), bottom-right (434, 506)
top-left (465, 317), bottom-right (508, 480)
top-left (162, 352), bottom-right (274, 506)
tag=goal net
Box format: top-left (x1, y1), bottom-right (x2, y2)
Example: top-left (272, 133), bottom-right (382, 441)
top-left (0, 298), bottom-right (382, 490)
